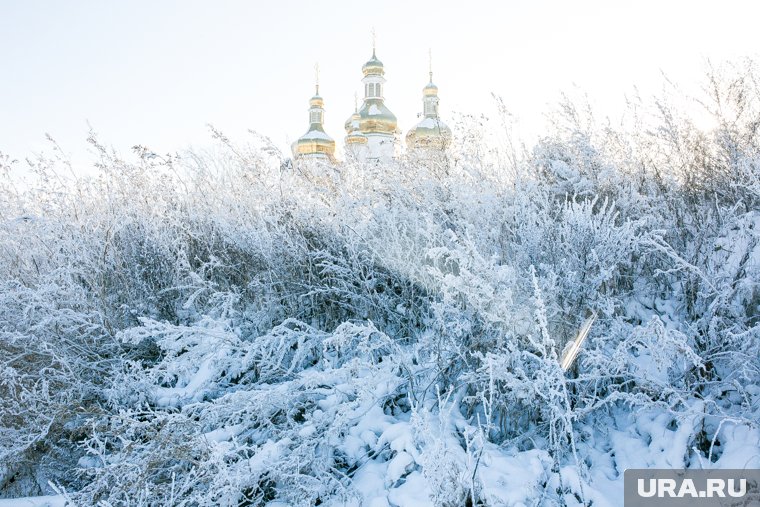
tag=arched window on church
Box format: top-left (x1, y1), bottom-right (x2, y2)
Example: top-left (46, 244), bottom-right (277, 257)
top-left (424, 101), bottom-right (436, 117)
top-left (365, 83), bottom-right (381, 98)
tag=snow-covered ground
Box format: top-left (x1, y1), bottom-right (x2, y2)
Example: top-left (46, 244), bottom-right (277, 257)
top-left (0, 496), bottom-right (66, 507)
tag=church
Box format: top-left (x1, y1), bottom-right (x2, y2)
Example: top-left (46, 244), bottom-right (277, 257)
top-left (291, 47), bottom-right (452, 165)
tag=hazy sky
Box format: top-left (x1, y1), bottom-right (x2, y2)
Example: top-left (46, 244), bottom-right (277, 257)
top-left (1, 1), bottom-right (758, 170)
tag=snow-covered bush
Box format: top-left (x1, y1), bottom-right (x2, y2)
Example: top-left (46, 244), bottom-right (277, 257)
top-left (1, 61), bottom-right (759, 506)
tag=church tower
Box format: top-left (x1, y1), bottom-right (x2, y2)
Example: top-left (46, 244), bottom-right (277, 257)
top-left (345, 43), bottom-right (399, 162)
top-left (292, 66), bottom-right (336, 164)
top-left (406, 53), bottom-right (452, 153)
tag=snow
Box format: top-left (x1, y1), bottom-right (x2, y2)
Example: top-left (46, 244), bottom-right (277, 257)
top-left (2, 63), bottom-right (759, 506)
top-left (247, 438), bottom-right (293, 476)
top-left (387, 451), bottom-right (415, 484)
top-left (477, 448), bottom-right (549, 506)
top-left (352, 461), bottom-right (391, 506)
top-left (386, 472), bottom-right (434, 507)
top-left (302, 128), bottom-right (334, 141)
top-left (378, 422), bottom-right (417, 457)
top-left (0, 496), bottom-right (67, 507)
top-left (414, 117), bottom-right (447, 129)
top-left (203, 423), bottom-right (245, 443)
top-left (712, 423), bottom-right (760, 469)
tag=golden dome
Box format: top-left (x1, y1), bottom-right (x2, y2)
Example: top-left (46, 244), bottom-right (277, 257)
top-left (356, 99), bottom-right (397, 134)
top-left (362, 50), bottom-right (384, 77)
top-left (309, 94), bottom-right (324, 108)
top-left (292, 127), bottom-right (336, 160)
top-left (345, 111), bottom-right (368, 145)
top-left (423, 69), bottom-right (439, 96)
top-left (423, 82), bottom-right (438, 97)
top-left (406, 118), bottom-right (451, 149)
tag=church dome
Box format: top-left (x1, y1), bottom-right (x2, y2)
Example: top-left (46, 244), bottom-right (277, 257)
top-left (406, 117), bottom-right (451, 149)
top-left (292, 125), bottom-right (336, 159)
top-left (309, 94), bottom-right (324, 107)
top-left (345, 110), bottom-right (368, 145)
top-left (356, 98), bottom-right (397, 135)
top-left (362, 51), bottom-right (384, 77)
top-left (423, 81), bottom-right (438, 96)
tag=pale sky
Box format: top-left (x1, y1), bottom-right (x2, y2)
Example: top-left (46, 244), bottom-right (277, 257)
top-left (1, 0), bottom-right (758, 172)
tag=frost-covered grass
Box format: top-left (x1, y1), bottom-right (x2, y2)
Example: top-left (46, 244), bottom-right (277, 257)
top-left (0, 62), bottom-right (759, 506)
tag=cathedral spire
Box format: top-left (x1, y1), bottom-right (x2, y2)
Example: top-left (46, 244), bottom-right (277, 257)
top-left (345, 39), bottom-right (398, 162)
top-left (406, 50), bottom-right (451, 151)
top-left (422, 52), bottom-right (440, 119)
top-left (428, 48), bottom-right (433, 83)
top-left (314, 62), bottom-right (320, 96)
top-left (345, 90), bottom-right (368, 154)
top-left (292, 63), bottom-right (336, 162)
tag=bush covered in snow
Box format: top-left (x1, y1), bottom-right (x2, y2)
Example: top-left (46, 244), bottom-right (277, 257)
top-left (0, 61), bottom-right (759, 506)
